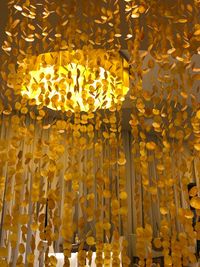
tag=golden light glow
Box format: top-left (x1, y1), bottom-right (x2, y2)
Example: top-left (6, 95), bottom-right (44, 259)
top-left (19, 50), bottom-right (129, 112)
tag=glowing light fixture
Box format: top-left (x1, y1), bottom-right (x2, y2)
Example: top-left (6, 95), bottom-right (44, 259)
top-left (16, 49), bottom-right (129, 112)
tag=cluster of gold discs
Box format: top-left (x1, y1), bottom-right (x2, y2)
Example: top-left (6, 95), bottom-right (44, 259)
top-left (0, 0), bottom-right (199, 267)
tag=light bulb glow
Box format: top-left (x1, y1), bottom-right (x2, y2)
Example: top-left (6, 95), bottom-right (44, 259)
top-left (18, 50), bottom-right (129, 112)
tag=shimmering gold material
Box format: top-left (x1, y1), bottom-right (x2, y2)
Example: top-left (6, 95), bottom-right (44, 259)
top-left (0, 0), bottom-right (199, 266)
top-left (12, 50), bottom-right (129, 112)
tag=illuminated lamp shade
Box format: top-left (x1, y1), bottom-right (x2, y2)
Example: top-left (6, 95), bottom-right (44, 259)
top-left (14, 49), bottom-right (129, 113)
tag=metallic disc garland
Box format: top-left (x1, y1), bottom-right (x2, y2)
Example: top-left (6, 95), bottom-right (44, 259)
top-left (0, 0), bottom-right (199, 266)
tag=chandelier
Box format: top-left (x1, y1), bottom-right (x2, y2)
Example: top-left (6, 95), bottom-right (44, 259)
top-left (13, 49), bottom-right (129, 112)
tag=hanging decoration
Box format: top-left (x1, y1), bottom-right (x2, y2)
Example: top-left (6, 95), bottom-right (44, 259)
top-left (9, 49), bottom-right (129, 113)
top-left (0, 0), bottom-right (199, 266)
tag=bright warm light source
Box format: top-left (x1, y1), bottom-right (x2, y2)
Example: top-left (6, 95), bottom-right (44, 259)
top-left (17, 50), bottom-right (129, 112)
